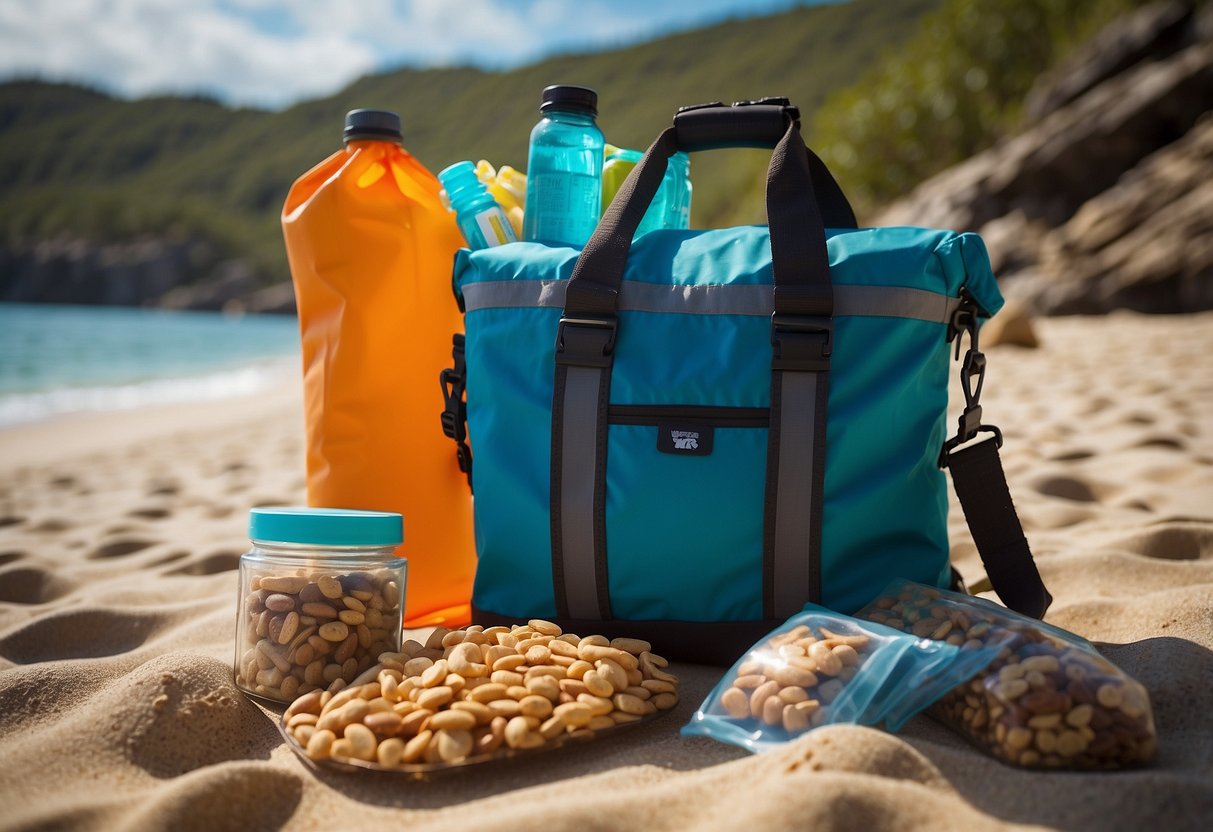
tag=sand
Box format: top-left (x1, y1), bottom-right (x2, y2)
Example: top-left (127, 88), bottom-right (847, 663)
top-left (1, 311), bottom-right (1211, 831)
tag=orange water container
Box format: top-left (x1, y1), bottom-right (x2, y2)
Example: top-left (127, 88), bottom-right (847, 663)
top-left (281, 108), bottom-right (475, 628)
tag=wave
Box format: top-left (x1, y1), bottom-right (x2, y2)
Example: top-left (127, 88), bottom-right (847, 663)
top-left (0, 357), bottom-right (297, 429)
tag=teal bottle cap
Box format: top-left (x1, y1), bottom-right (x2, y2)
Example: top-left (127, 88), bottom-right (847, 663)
top-left (249, 507), bottom-right (403, 547)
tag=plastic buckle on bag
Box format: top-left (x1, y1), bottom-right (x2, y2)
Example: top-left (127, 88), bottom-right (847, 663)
top-left (732, 96), bottom-right (801, 127)
top-left (771, 314), bottom-right (832, 372)
top-left (439, 334), bottom-right (472, 480)
top-left (555, 316), bottom-right (617, 369)
top-left (939, 424), bottom-right (1004, 468)
top-left (439, 369), bottom-right (464, 442)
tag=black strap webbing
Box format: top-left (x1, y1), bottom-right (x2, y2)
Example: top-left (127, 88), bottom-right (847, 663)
top-left (947, 436), bottom-right (1052, 618)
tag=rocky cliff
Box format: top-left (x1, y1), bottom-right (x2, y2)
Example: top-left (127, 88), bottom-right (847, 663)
top-left (876, 0), bottom-right (1213, 314)
top-left (0, 236), bottom-right (294, 314)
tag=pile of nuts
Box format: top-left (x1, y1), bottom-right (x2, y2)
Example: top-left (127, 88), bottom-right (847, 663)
top-left (283, 620), bottom-right (679, 769)
top-left (716, 623), bottom-right (872, 734)
top-left (236, 570), bottom-right (402, 703)
top-left (861, 585), bottom-right (1157, 769)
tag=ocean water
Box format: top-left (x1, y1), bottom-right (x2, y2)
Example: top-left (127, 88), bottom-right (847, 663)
top-left (0, 304), bottom-right (301, 428)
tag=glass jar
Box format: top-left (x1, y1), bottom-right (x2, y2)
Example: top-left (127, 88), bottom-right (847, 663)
top-left (234, 507), bottom-right (405, 704)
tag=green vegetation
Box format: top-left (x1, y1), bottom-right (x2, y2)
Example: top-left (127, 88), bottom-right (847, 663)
top-left (0, 0), bottom-right (1157, 294)
top-left (0, 0), bottom-right (941, 288)
top-left (810, 0), bottom-right (1160, 219)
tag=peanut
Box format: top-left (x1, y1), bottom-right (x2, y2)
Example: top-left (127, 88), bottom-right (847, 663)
top-left (715, 622), bottom-right (872, 735)
top-left (284, 622), bottom-right (679, 771)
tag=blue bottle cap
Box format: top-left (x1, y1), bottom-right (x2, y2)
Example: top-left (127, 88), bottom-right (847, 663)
top-left (437, 160), bottom-right (480, 195)
top-left (249, 507), bottom-right (403, 548)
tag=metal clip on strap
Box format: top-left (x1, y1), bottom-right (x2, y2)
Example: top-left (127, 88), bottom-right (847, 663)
top-left (940, 293), bottom-right (1002, 468)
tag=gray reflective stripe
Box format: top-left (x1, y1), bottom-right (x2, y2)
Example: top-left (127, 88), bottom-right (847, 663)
top-left (462, 280), bottom-right (961, 323)
top-left (558, 365), bottom-right (603, 619)
top-left (771, 371), bottom-right (820, 618)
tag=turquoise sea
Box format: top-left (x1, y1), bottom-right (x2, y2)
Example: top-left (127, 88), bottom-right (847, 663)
top-left (0, 304), bottom-right (301, 428)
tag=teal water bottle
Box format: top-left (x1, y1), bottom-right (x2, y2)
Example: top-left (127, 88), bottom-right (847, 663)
top-left (523, 84), bottom-right (604, 248)
top-left (667, 151), bottom-right (692, 230)
top-left (438, 161), bottom-right (518, 250)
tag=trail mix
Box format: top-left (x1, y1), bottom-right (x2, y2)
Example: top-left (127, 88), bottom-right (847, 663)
top-left (860, 583), bottom-right (1156, 769)
top-left (237, 571), bottom-right (402, 703)
top-left (283, 620), bottom-right (679, 768)
top-left (717, 624), bottom-right (872, 734)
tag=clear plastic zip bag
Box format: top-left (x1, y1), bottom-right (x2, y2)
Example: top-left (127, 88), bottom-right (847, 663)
top-left (682, 604), bottom-right (1001, 752)
top-left (856, 580), bottom-right (1157, 769)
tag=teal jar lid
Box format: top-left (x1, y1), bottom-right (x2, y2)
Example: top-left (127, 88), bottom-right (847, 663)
top-left (249, 507), bottom-right (403, 548)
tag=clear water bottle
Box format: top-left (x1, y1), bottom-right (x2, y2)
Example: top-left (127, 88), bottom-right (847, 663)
top-left (438, 161), bottom-right (518, 250)
top-left (522, 84), bottom-right (605, 248)
top-left (601, 147), bottom-right (691, 237)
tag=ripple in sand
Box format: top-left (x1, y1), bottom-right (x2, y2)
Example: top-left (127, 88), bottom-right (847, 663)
top-left (1025, 503), bottom-right (1097, 529)
top-left (147, 550), bottom-right (189, 568)
top-left (145, 477), bottom-right (181, 497)
top-left (120, 765), bottom-right (303, 828)
top-left (89, 537), bottom-right (158, 559)
top-left (0, 607), bottom-right (174, 663)
top-left (0, 515), bottom-right (24, 529)
top-left (0, 551), bottom-right (24, 566)
top-left (1133, 435), bottom-right (1187, 451)
top-left (1033, 475), bottom-right (1100, 503)
top-left (128, 506), bottom-right (172, 520)
top-left (30, 517), bottom-right (73, 533)
top-left (167, 550), bottom-right (242, 576)
top-left (0, 565), bottom-right (74, 604)
top-left (1048, 448), bottom-right (1096, 462)
top-left (1125, 522), bottom-right (1213, 561)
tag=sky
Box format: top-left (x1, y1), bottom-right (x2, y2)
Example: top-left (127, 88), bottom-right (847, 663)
top-left (0, 0), bottom-right (836, 110)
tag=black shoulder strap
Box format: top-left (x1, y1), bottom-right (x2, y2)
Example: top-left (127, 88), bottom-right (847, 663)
top-left (939, 294), bottom-right (1052, 619)
top-left (947, 436), bottom-right (1051, 617)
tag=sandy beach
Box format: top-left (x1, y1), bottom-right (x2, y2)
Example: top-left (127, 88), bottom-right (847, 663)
top-left (1, 311), bottom-right (1211, 831)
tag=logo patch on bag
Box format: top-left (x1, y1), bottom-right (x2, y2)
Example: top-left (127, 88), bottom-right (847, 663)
top-left (657, 423), bottom-right (713, 456)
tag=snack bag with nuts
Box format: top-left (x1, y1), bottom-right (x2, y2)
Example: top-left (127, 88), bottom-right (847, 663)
top-left (681, 606), bottom-right (999, 752)
top-left (857, 580), bottom-right (1157, 770)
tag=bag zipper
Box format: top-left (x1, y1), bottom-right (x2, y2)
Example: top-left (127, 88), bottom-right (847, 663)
top-left (608, 404), bottom-right (769, 427)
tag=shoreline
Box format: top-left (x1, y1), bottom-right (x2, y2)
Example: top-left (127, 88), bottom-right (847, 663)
top-left (0, 375), bottom-right (304, 469)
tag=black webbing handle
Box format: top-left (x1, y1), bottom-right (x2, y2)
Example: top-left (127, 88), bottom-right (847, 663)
top-left (674, 101), bottom-right (792, 150)
top-left (674, 99), bottom-right (856, 229)
top-left (565, 99), bottom-right (842, 322)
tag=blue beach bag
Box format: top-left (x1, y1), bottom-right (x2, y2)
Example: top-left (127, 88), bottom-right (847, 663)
top-left (444, 99), bottom-right (1050, 664)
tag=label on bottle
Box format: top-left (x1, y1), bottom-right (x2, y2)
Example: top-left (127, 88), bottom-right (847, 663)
top-left (526, 172), bottom-right (600, 247)
top-left (475, 207), bottom-right (518, 247)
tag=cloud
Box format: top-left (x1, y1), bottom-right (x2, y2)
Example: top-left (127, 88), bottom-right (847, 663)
top-left (0, 0), bottom-right (378, 106)
top-left (0, 0), bottom-right (809, 109)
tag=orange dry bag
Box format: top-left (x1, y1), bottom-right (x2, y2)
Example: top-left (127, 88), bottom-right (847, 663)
top-left (281, 108), bottom-right (475, 627)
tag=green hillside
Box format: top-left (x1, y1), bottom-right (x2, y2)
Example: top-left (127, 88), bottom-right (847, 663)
top-left (0, 0), bottom-right (1154, 303)
top-left (0, 0), bottom-right (942, 289)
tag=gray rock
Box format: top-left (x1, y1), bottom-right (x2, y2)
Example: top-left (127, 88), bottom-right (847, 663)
top-left (875, 5), bottom-right (1213, 315)
top-left (1025, 1), bottom-right (1197, 120)
top-left (877, 40), bottom-right (1213, 233)
top-left (1030, 115), bottom-right (1213, 314)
